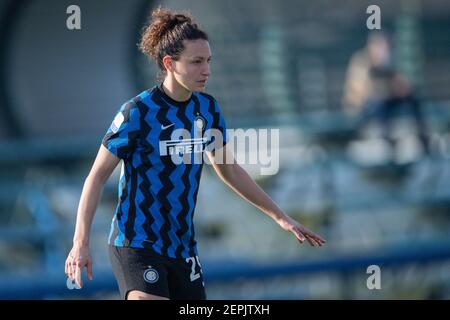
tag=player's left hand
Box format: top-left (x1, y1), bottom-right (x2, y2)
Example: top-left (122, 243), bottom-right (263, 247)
top-left (278, 216), bottom-right (326, 247)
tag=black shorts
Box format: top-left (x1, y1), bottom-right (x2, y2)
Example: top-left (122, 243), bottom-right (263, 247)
top-left (108, 245), bottom-right (206, 300)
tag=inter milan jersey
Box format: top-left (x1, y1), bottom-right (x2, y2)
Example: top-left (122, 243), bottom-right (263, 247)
top-left (102, 85), bottom-right (227, 259)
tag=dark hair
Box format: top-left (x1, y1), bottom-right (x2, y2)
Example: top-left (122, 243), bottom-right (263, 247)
top-left (139, 7), bottom-right (208, 80)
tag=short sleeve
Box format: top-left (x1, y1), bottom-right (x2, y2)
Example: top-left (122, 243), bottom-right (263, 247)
top-left (207, 99), bottom-right (228, 151)
top-left (102, 101), bottom-right (141, 159)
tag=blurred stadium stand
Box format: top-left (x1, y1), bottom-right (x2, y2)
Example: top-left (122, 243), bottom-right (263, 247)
top-left (0, 0), bottom-right (450, 299)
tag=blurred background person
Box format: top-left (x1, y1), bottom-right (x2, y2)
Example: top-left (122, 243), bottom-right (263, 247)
top-left (343, 31), bottom-right (430, 158)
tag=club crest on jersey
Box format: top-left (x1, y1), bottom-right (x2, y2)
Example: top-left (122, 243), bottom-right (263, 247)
top-left (194, 115), bottom-right (206, 131)
top-left (143, 266), bottom-right (159, 284)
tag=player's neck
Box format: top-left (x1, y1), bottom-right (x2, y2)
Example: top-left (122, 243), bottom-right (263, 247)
top-left (161, 78), bottom-right (192, 102)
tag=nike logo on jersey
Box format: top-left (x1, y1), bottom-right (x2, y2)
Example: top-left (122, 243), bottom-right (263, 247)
top-left (161, 123), bottom-right (174, 130)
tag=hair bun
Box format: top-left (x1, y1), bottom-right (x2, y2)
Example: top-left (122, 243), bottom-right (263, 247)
top-left (173, 13), bottom-right (192, 25)
top-left (141, 7), bottom-right (194, 59)
top-left (152, 8), bottom-right (193, 38)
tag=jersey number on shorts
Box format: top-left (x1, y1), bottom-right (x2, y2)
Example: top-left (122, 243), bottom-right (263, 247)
top-left (186, 256), bottom-right (202, 282)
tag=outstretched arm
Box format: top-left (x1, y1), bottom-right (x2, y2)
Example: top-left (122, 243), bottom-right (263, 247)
top-left (206, 145), bottom-right (326, 247)
top-left (65, 145), bottom-right (120, 287)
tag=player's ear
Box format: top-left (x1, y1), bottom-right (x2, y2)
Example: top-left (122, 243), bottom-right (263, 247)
top-left (162, 55), bottom-right (174, 72)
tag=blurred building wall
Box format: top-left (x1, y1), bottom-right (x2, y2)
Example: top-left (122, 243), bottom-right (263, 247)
top-left (1, 0), bottom-right (147, 139)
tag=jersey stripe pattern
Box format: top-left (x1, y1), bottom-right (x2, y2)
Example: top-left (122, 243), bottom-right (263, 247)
top-left (102, 86), bottom-right (227, 259)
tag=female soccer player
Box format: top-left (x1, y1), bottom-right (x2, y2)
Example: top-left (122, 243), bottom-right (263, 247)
top-left (65, 7), bottom-right (326, 300)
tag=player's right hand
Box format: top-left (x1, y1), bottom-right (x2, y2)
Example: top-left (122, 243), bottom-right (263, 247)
top-left (65, 244), bottom-right (93, 288)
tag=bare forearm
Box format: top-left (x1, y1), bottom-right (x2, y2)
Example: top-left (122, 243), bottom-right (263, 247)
top-left (73, 175), bottom-right (105, 246)
top-left (217, 164), bottom-right (288, 224)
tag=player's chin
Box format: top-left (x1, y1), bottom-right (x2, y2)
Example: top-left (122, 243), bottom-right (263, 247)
top-left (195, 82), bottom-right (207, 91)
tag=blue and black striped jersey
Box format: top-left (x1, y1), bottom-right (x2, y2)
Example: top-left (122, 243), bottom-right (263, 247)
top-left (102, 85), bottom-right (227, 259)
